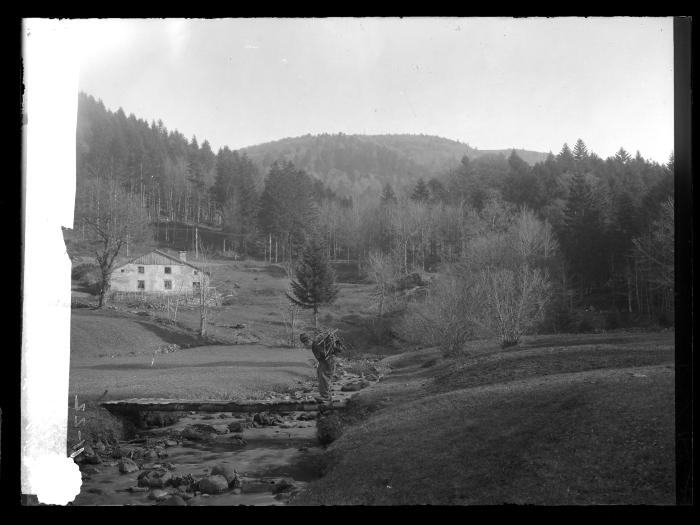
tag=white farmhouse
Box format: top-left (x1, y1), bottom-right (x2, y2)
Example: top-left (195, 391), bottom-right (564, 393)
top-left (110, 249), bottom-right (208, 294)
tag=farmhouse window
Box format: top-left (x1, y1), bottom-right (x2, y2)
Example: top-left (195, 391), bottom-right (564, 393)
top-left (165, 266), bottom-right (172, 274)
top-left (193, 281), bottom-right (201, 292)
top-left (164, 280), bottom-right (172, 290)
top-left (194, 270), bottom-right (198, 275)
top-left (137, 280), bottom-right (145, 290)
top-left (138, 266), bottom-right (145, 273)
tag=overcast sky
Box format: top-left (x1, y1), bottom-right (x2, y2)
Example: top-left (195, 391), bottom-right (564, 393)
top-left (75, 17), bottom-right (674, 163)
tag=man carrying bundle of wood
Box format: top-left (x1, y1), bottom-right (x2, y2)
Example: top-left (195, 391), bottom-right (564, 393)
top-left (300, 328), bottom-right (346, 406)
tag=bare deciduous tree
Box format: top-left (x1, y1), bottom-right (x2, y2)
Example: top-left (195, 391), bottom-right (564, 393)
top-left (478, 264), bottom-right (552, 347)
top-left (633, 197), bottom-right (674, 290)
top-left (366, 250), bottom-right (398, 318)
top-left (402, 207), bottom-right (556, 352)
top-left (76, 176), bottom-right (152, 307)
top-left (277, 295), bottom-right (302, 348)
top-left (398, 272), bottom-right (480, 354)
top-left (195, 243), bottom-right (217, 337)
top-left (632, 197), bottom-right (674, 318)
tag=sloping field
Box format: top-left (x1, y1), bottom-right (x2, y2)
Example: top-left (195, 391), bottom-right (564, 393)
top-left (71, 309), bottom-right (204, 359)
top-left (69, 309), bottom-right (315, 401)
top-left (294, 331), bottom-right (675, 505)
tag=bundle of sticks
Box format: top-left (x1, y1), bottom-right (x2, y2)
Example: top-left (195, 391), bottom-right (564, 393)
top-left (312, 327), bottom-right (347, 359)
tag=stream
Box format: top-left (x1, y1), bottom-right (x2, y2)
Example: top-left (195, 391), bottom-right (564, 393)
top-left (71, 370), bottom-right (378, 506)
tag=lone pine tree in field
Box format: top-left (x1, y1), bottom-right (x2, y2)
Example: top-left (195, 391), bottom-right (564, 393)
top-left (286, 236), bottom-right (339, 328)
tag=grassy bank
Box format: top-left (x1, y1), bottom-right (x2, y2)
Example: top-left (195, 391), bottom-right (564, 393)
top-left (294, 331), bottom-right (675, 505)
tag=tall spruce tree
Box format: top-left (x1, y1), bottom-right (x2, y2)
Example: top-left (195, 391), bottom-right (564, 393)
top-left (502, 150), bottom-right (545, 210)
top-left (557, 143), bottom-right (575, 173)
top-left (615, 147), bottom-right (632, 164)
top-left (411, 178), bottom-right (430, 202)
top-left (258, 161), bottom-right (317, 260)
top-left (427, 178), bottom-right (447, 204)
top-left (380, 183), bottom-right (397, 204)
top-left (560, 173), bottom-right (608, 297)
top-left (573, 139), bottom-right (589, 162)
top-left (286, 235), bottom-right (339, 327)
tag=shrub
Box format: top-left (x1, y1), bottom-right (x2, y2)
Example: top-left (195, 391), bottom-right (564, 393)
top-left (316, 412), bottom-right (342, 445)
top-left (396, 274), bottom-right (478, 355)
top-left (363, 317), bottom-right (395, 346)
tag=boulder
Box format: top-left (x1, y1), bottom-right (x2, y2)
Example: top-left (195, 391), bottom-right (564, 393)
top-left (211, 424), bottom-right (229, 435)
top-left (211, 464), bottom-right (241, 488)
top-left (341, 380), bottom-right (370, 392)
top-left (228, 434), bottom-right (247, 447)
top-left (227, 421), bottom-right (244, 433)
top-left (118, 458), bottom-right (139, 474)
top-left (157, 495), bottom-right (187, 506)
top-left (171, 473), bottom-right (196, 488)
top-left (253, 412), bottom-right (282, 426)
top-left (148, 489), bottom-right (170, 501)
top-left (181, 424), bottom-right (217, 441)
top-left (138, 469), bottom-right (173, 488)
top-left (198, 475), bottom-right (229, 494)
top-left (272, 478), bottom-right (297, 494)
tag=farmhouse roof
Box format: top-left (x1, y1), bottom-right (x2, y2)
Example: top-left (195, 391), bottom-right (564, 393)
top-left (117, 249), bottom-right (206, 273)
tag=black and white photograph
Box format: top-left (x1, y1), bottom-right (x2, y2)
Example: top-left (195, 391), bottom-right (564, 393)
top-left (19, 17), bottom-right (690, 506)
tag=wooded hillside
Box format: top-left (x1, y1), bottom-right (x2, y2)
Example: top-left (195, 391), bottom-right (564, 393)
top-left (241, 133), bottom-right (549, 197)
top-left (73, 92), bottom-right (675, 328)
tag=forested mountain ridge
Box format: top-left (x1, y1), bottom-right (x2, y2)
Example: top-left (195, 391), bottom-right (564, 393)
top-left (240, 133), bottom-right (549, 197)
